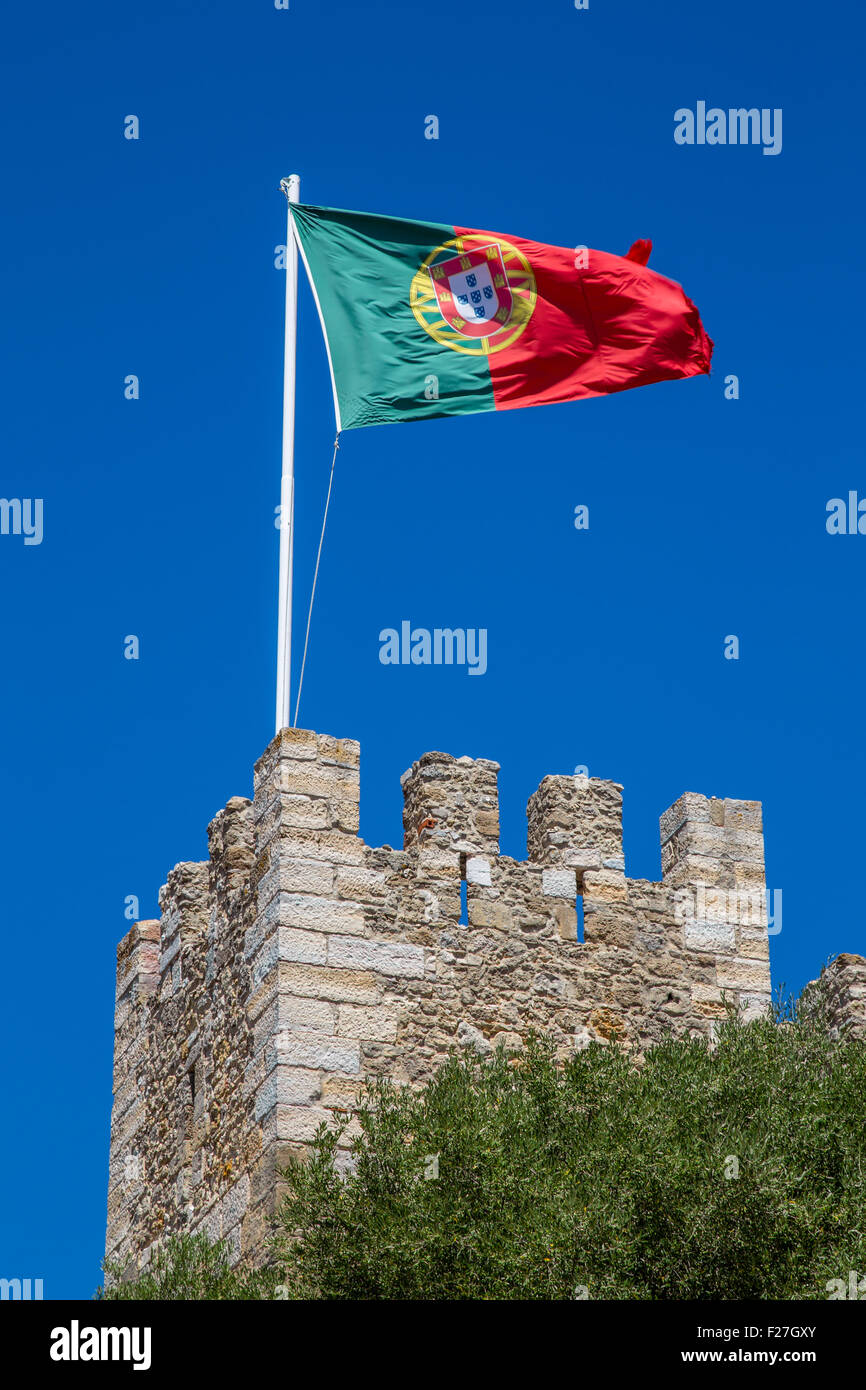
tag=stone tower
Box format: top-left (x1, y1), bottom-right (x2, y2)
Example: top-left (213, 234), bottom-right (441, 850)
top-left (105, 727), bottom-right (862, 1276)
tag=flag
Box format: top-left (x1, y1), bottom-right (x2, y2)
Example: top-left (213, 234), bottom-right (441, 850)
top-left (290, 203), bottom-right (713, 432)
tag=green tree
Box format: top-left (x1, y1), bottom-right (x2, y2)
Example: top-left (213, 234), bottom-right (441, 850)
top-left (97, 1233), bottom-right (284, 1301)
top-left (100, 983), bottom-right (865, 1300)
top-left (272, 993), bottom-right (865, 1299)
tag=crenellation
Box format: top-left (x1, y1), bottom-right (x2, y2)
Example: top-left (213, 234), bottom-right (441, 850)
top-left (816, 954), bottom-right (866, 1040)
top-left (207, 797), bottom-right (255, 905)
top-left (527, 775), bottom-right (623, 874)
top-left (114, 920), bottom-right (160, 1025)
top-left (401, 750), bottom-right (500, 855)
top-left (105, 728), bottom-right (865, 1277)
top-left (660, 793), bottom-right (765, 891)
top-left (157, 861), bottom-right (209, 996)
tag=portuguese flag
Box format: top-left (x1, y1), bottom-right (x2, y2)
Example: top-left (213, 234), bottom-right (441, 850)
top-left (290, 203), bottom-right (713, 432)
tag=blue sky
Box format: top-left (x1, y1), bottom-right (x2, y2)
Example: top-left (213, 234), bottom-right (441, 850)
top-left (1, 0), bottom-right (863, 1299)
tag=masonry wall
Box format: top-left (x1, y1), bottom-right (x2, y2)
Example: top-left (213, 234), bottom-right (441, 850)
top-left (816, 954), bottom-right (866, 1040)
top-left (105, 727), bottom-right (863, 1275)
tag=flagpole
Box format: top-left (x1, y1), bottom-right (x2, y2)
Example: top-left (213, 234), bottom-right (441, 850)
top-left (276, 173), bottom-right (300, 733)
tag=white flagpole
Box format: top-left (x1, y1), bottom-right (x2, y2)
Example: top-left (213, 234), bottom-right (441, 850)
top-left (276, 174), bottom-right (300, 733)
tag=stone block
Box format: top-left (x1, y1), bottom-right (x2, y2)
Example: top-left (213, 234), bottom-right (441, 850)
top-left (335, 865), bottom-right (387, 900)
top-left (685, 921), bottom-right (737, 953)
top-left (542, 868), bottom-right (577, 898)
top-left (582, 868), bottom-right (628, 903)
top-left (249, 962), bottom-right (382, 1009)
top-left (336, 1003), bottom-right (398, 1042)
top-left (264, 893), bottom-right (367, 936)
top-left (465, 856), bottom-right (492, 886)
top-left (714, 958), bottom-right (772, 992)
top-left (327, 935), bottom-right (425, 978)
top-left (275, 1104), bottom-right (346, 1144)
top-left (564, 847), bottom-right (602, 871)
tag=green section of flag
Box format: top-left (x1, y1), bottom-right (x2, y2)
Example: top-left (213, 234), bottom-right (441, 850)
top-left (291, 204), bottom-right (495, 430)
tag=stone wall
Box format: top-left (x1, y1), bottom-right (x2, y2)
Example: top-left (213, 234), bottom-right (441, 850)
top-left (105, 727), bottom-right (863, 1275)
top-left (816, 954), bottom-right (866, 1040)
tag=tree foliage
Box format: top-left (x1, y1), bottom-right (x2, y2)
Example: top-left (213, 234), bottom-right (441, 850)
top-left (100, 984), bottom-right (866, 1300)
top-left (98, 1233), bottom-right (283, 1301)
top-left (272, 993), bottom-right (865, 1299)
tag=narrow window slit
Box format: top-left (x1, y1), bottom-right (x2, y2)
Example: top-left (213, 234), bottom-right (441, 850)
top-left (182, 1067), bottom-right (195, 1141)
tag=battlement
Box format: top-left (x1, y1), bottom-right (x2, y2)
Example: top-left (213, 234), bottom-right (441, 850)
top-left (105, 728), bottom-right (862, 1276)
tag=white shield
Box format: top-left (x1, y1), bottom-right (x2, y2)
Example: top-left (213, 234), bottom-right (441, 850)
top-left (447, 261), bottom-right (500, 327)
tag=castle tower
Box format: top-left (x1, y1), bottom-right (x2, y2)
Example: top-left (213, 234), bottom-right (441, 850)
top-left (105, 727), bottom-right (858, 1277)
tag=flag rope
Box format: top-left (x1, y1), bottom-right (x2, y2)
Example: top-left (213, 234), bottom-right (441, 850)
top-left (292, 432), bottom-right (341, 728)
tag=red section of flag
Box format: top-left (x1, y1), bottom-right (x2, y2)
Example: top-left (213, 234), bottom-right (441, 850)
top-left (454, 226), bottom-right (713, 412)
top-left (625, 238), bottom-right (653, 265)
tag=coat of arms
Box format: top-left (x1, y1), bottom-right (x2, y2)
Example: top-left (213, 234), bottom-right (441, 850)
top-left (410, 233), bottom-right (537, 356)
top-left (427, 244), bottom-right (513, 338)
